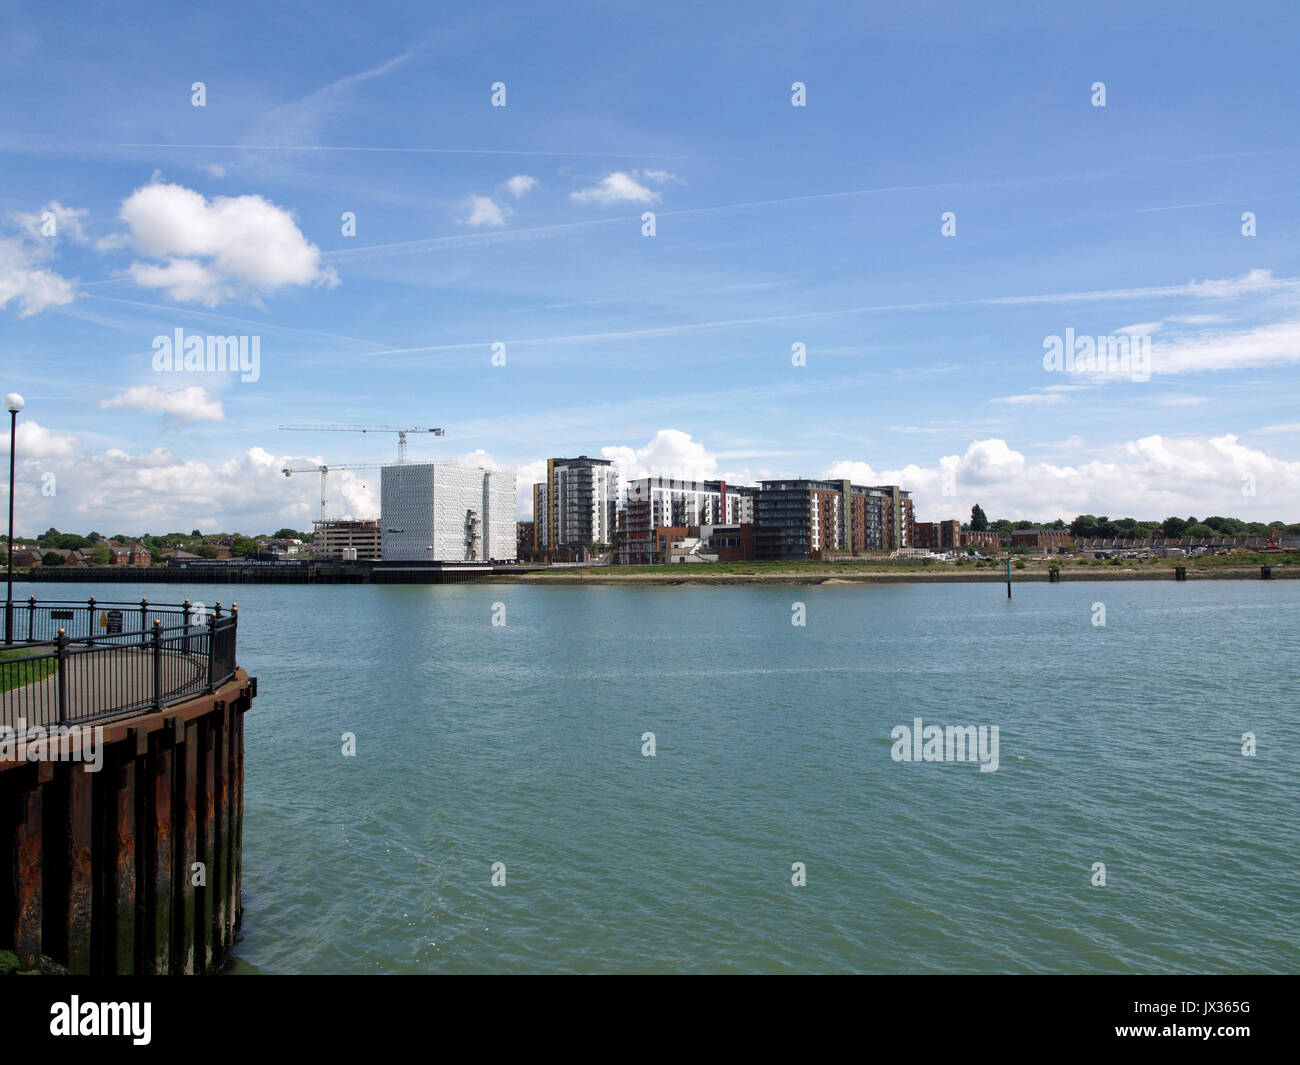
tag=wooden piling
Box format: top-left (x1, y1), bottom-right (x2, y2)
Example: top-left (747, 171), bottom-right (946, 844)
top-left (214, 701), bottom-right (230, 954)
top-left (146, 737), bottom-right (174, 975)
top-left (11, 774), bottom-right (42, 968)
top-left (112, 747), bottom-right (137, 975)
top-left (199, 719), bottom-right (216, 973)
top-left (177, 720), bottom-right (198, 974)
top-left (63, 767), bottom-right (93, 974)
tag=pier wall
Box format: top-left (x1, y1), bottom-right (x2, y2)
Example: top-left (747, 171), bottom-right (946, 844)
top-left (0, 671), bottom-right (255, 975)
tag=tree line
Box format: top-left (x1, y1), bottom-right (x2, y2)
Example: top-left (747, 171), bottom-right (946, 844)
top-left (967, 505), bottom-right (1296, 540)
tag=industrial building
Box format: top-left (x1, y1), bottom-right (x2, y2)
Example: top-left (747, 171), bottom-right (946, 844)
top-left (755, 480), bottom-right (914, 560)
top-left (381, 463), bottom-right (516, 562)
top-left (313, 519), bottom-right (382, 561)
top-left (532, 456), bottom-right (620, 557)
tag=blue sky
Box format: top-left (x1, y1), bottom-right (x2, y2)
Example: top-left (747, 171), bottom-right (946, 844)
top-left (3, 0), bottom-right (1299, 536)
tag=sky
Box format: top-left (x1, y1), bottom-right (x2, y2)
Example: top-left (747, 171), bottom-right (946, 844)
top-left (2, 0), bottom-right (1299, 537)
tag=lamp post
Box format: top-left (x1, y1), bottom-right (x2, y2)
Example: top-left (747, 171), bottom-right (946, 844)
top-left (5, 392), bottom-right (24, 646)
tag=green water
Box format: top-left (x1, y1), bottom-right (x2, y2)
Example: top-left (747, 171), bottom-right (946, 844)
top-left (25, 578), bottom-right (1300, 973)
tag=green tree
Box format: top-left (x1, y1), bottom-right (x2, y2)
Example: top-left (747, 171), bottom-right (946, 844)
top-left (89, 544), bottom-right (111, 566)
top-left (1160, 516), bottom-right (1190, 538)
top-left (230, 537), bottom-right (260, 559)
top-left (40, 551), bottom-right (65, 566)
top-left (970, 504), bottom-right (989, 532)
top-left (1070, 514), bottom-right (1099, 538)
top-left (194, 544), bottom-right (219, 559)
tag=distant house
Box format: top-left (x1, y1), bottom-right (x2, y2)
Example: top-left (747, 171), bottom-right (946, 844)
top-left (108, 544), bottom-right (132, 566)
top-left (11, 546), bottom-right (44, 567)
top-left (38, 547), bottom-right (75, 566)
top-left (168, 549), bottom-right (204, 562)
top-left (127, 542), bottom-right (152, 566)
top-left (1010, 529), bottom-right (1071, 551)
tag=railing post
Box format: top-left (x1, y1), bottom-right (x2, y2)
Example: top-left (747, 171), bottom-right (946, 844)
top-left (213, 600), bottom-right (223, 620)
top-left (206, 609), bottom-right (217, 693)
top-left (87, 595), bottom-right (95, 645)
top-left (152, 617), bottom-right (163, 712)
top-left (56, 628), bottom-right (70, 725)
top-left (182, 598), bottom-right (191, 655)
top-left (25, 595), bottom-right (34, 642)
top-left (140, 598), bottom-right (149, 647)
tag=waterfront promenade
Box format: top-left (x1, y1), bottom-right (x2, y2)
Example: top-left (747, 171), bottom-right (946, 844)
top-left (0, 599), bottom-right (256, 975)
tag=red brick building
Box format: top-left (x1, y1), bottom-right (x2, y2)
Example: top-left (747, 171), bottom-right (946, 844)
top-left (756, 480), bottom-right (914, 560)
top-left (961, 530), bottom-right (1003, 551)
top-left (1010, 529), bottom-right (1071, 551)
top-left (914, 520), bottom-right (961, 550)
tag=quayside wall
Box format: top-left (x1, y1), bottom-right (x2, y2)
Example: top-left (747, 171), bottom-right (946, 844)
top-left (1, 672), bottom-right (256, 975)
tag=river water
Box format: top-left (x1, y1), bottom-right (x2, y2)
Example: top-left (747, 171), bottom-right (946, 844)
top-left (23, 577), bottom-right (1300, 973)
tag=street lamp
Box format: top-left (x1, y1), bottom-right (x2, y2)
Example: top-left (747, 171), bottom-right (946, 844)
top-left (5, 392), bottom-right (23, 646)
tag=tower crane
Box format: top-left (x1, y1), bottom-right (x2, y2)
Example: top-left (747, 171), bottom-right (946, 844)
top-left (281, 463), bottom-right (384, 524)
top-left (278, 424), bottom-right (445, 464)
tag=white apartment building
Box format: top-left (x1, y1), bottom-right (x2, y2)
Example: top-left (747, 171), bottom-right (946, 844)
top-left (624, 477), bottom-right (755, 527)
top-left (533, 456), bottom-right (620, 550)
top-left (381, 463), bottom-right (516, 562)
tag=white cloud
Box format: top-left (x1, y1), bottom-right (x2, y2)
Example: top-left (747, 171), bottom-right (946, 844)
top-left (829, 435), bottom-right (1300, 523)
top-left (601, 429), bottom-right (718, 483)
top-left (1, 420), bottom-right (80, 462)
top-left (99, 385), bottom-right (225, 423)
top-left (9, 201), bottom-right (90, 244)
top-left (504, 175), bottom-right (537, 198)
top-left (993, 392), bottom-right (1066, 405)
top-left (463, 195), bottom-right (509, 227)
top-left (638, 169), bottom-right (681, 184)
top-left (1187, 268), bottom-right (1278, 299)
top-left (1, 436), bottom-right (382, 536)
top-left (570, 171), bottom-right (659, 205)
top-left (0, 236), bottom-right (76, 316)
top-left (114, 183), bottom-right (338, 305)
top-left (1146, 319), bottom-right (1300, 376)
top-left (1156, 395), bottom-right (1209, 407)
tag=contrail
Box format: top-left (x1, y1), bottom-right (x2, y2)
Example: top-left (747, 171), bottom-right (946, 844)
top-left (353, 276), bottom-right (1300, 357)
top-left (114, 142), bottom-right (695, 159)
top-left (1136, 193), bottom-right (1294, 212)
top-left (325, 174), bottom-right (1092, 263)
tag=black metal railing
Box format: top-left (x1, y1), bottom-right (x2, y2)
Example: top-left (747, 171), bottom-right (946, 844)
top-left (1, 599), bottom-right (239, 731)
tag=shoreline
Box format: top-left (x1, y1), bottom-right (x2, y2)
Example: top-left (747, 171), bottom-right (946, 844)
top-left (482, 566), bottom-right (1297, 587)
